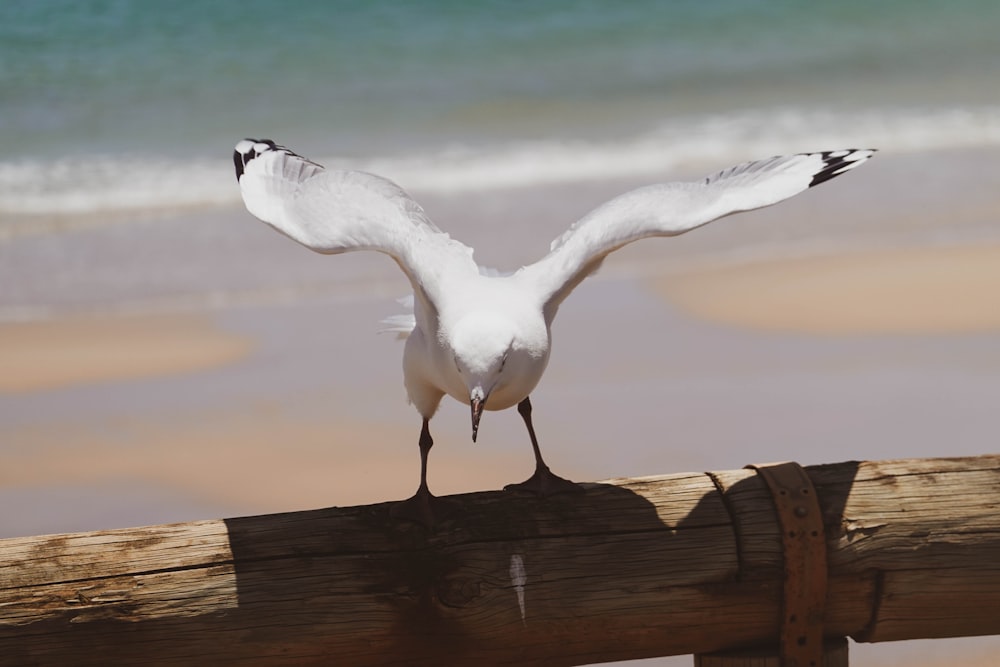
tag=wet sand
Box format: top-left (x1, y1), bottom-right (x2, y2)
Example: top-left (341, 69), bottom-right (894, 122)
top-left (1, 405), bottom-right (543, 515)
top-left (655, 243), bottom-right (1000, 335)
top-left (0, 314), bottom-right (253, 393)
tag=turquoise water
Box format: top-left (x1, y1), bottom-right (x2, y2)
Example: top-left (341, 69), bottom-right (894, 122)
top-left (2, 0), bottom-right (999, 217)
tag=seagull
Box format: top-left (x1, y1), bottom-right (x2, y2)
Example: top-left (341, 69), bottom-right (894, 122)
top-left (233, 139), bottom-right (875, 526)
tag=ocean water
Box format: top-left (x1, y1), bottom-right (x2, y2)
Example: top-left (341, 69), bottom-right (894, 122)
top-left (1, 0), bottom-right (999, 221)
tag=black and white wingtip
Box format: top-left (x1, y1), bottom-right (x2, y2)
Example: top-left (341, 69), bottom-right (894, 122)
top-left (808, 149), bottom-right (877, 188)
top-left (233, 138), bottom-right (312, 182)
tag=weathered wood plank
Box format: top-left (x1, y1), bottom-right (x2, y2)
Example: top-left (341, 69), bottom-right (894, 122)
top-left (1, 456), bottom-right (999, 666)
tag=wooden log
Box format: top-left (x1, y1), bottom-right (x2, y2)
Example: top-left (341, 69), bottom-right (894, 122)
top-left (1, 455), bottom-right (999, 666)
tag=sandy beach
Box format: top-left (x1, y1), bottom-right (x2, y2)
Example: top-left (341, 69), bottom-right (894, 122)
top-left (657, 243), bottom-right (1000, 335)
top-left (2, 148), bottom-right (999, 665)
top-left (0, 314), bottom-right (254, 393)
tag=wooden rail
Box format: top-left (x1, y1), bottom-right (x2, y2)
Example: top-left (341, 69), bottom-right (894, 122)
top-left (2, 455), bottom-right (999, 666)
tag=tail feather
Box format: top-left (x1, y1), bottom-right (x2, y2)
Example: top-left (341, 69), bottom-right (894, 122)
top-left (378, 295), bottom-right (415, 340)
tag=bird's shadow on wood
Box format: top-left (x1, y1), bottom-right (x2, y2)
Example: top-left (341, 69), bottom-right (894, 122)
top-left (221, 473), bottom-right (751, 665)
top-left (219, 461), bottom-right (861, 664)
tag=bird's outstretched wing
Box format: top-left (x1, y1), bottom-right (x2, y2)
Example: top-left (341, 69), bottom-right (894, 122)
top-left (520, 149), bottom-right (876, 322)
top-left (233, 139), bottom-right (477, 314)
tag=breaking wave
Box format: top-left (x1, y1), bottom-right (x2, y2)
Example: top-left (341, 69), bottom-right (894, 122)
top-left (2, 106), bottom-right (998, 223)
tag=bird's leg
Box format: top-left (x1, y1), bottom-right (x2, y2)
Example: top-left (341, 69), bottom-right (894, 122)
top-left (390, 419), bottom-right (458, 528)
top-left (504, 397), bottom-right (584, 496)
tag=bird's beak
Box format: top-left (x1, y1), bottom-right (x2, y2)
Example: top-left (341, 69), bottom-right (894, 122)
top-left (471, 396), bottom-right (486, 443)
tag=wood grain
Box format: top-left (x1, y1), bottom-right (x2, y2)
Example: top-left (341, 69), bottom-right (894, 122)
top-left (2, 457), bottom-right (999, 666)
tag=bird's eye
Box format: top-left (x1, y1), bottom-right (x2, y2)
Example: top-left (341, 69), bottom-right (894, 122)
top-left (454, 356), bottom-right (462, 373)
top-left (500, 352), bottom-right (509, 370)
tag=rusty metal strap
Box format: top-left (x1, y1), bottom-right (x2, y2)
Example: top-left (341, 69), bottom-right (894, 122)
top-left (747, 461), bottom-right (828, 667)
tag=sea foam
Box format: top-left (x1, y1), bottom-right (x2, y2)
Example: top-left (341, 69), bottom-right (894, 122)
top-left (1, 107), bottom-right (997, 223)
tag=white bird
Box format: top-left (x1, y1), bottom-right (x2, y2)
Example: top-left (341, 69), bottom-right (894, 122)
top-left (233, 139), bottom-right (875, 526)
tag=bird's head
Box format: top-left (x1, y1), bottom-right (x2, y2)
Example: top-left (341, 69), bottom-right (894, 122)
top-left (450, 312), bottom-right (518, 443)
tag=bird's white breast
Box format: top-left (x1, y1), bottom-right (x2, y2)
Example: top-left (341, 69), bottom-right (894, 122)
top-left (403, 273), bottom-right (551, 414)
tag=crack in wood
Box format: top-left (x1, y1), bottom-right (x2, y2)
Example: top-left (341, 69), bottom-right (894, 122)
top-left (705, 471), bottom-right (745, 580)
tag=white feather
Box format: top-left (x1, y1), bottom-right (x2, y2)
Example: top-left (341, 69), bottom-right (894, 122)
top-left (234, 139), bottom-right (875, 502)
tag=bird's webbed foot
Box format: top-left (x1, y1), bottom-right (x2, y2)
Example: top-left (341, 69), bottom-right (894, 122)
top-left (504, 464), bottom-right (585, 496)
top-left (390, 487), bottom-right (460, 529)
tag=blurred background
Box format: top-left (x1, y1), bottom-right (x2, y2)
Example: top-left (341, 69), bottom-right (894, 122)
top-left (2, 1), bottom-right (999, 664)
